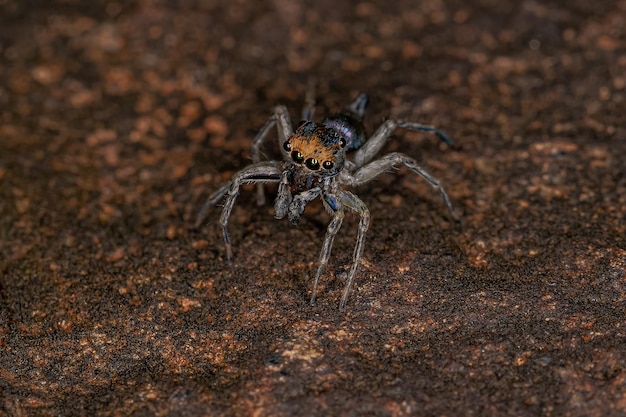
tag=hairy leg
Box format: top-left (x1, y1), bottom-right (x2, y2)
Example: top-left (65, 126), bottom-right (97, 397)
top-left (251, 106), bottom-right (294, 206)
top-left (301, 80), bottom-right (316, 121)
top-left (195, 162), bottom-right (282, 259)
top-left (346, 93), bottom-right (368, 120)
top-left (353, 119), bottom-right (452, 168)
top-left (310, 207), bottom-right (345, 307)
top-left (335, 191), bottom-right (370, 311)
top-left (194, 182), bottom-right (231, 229)
top-left (310, 190), bottom-right (370, 311)
top-left (351, 152), bottom-right (457, 222)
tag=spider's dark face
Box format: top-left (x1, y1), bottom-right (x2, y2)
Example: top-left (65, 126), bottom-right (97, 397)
top-left (282, 121), bottom-right (346, 177)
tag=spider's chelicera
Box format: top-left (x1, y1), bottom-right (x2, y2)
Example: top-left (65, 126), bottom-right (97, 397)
top-left (195, 91), bottom-right (456, 311)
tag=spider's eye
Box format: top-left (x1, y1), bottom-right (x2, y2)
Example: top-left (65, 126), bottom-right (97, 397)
top-left (322, 161), bottom-right (334, 170)
top-left (305, 158), bottom-right (320, 170)
top-left (339, 138), bottom-right (347, 148)
top-left (291, 151), bottom-right (304, 163)
top-left (283, 141), bottom-right (291, 151)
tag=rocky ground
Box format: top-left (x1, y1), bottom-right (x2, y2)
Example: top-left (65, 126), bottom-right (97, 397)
top-left (1, 0), bottom-right (625, 416)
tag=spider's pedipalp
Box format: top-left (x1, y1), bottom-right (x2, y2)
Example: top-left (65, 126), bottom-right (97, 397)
top-left (288, 187), bottom-right (321, 224)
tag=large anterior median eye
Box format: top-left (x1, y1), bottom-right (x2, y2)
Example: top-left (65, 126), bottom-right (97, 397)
top-left (291, 151), bottom-right (304, 163)
top-left (305, 158), bottom-right (320, 170)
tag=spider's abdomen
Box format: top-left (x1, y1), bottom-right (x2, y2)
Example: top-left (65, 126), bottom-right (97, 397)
top-left (322, 113), bottom-right (367, 151)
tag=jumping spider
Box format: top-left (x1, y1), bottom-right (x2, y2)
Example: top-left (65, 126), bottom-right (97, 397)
top-left (195, 91), bottom-right (457, 311)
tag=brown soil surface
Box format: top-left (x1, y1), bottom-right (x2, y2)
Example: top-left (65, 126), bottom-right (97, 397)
top-left (1, 1), bottom-right (625, 416)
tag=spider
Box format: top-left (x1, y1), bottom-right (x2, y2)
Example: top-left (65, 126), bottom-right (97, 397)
top-left (195, 90), bottom-right (457, 311)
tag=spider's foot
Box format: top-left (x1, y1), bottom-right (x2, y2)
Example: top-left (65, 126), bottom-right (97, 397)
top-left (434, 130), bottom-right (454, 147)
top-left (451, 214), bottom-right (464, 230)
top-left (224, 243), bottom-right (233, 261)
top-left (193, 216), bottom-right (205, 230)
top-left (256, 188), bottom-right (266, 206)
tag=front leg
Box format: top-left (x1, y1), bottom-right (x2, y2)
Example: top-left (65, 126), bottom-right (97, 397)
top-left (335, 191), bottom-right (370, 311)
top-left (195, 162), bottom-right (282, 260)
top-left (310, 191), bottom-right (370, 311)
top-left (310, 199), bottom-right (345, 308)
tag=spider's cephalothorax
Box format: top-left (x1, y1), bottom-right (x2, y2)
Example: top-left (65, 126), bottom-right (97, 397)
top-left (285, 121), bottom-right (346, 179)
top-left (276, 121), bottom-right (348, 224)
top-left (195, 91), bottom-right (457, 311)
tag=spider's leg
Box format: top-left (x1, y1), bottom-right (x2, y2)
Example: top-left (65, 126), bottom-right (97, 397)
top-left (251, 106), bottom-right (294, 164)
top-left (310, 199), bottom-right (345, 307)
top-left (301, 79), bottom-right (316, 121)
top-left (353, 152), bottom-right (458, 222)
top-left (336, 191), bottom-right (370, 311)
top-left (353, 119), bottom-right (452, 168)
top-left (310, 191), bottom-right (370, 311)
top-left (251, 117), bottom-right (277, 165)
top-left (194, 182), bottom-right (231, 229)
top-left (347, 93), bottom-right (369, 120)
top-left (196, 162), bottom-right (282, 260)
top-left (251, 105), bottom-right (294, 206)
top-left (275, 105), bottom-right (294, 153)
top-left (250, 117), bottom-right (277, 206)
top-left (251, 118), bottom-right (277, 164)
top-left (397, 121), bottom-right (453, 146)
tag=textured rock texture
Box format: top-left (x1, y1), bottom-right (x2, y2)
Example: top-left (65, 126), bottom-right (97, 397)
top-left (1, 0), bottom-right (624, 415)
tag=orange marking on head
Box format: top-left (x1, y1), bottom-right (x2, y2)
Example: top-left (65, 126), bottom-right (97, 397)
top-left (289, 133), bottom-right (340, 163)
